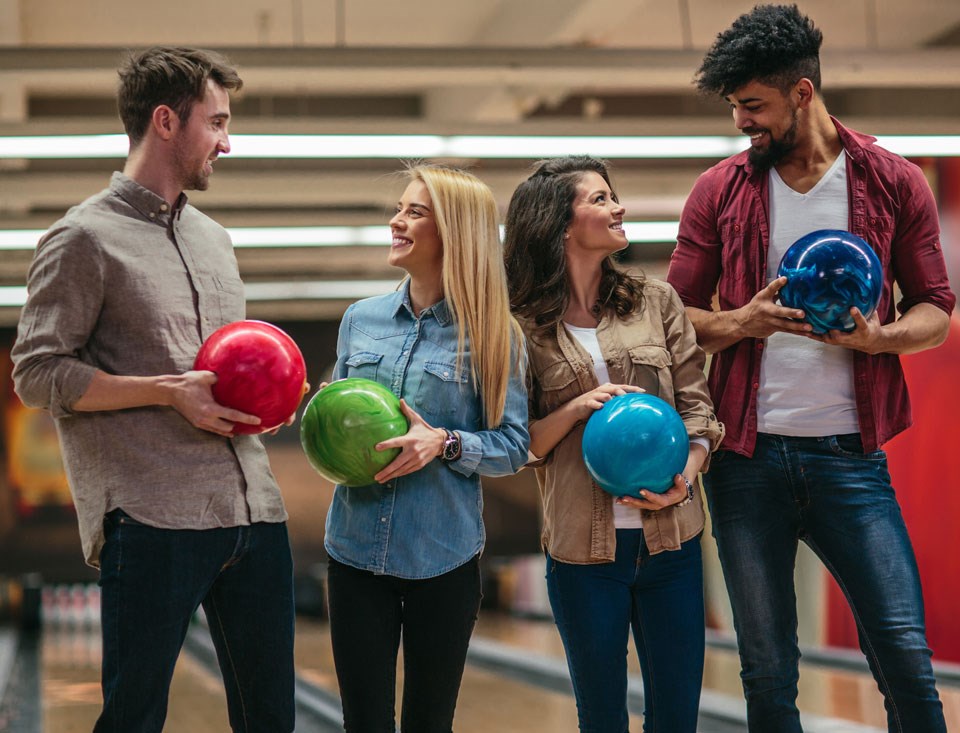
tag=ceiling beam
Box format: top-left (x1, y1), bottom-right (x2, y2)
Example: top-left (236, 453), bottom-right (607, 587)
top-left (2, 47), bottom-right (960, 94)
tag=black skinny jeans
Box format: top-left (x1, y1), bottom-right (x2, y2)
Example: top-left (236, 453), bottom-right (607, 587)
top-left (326, 555), bottom-right (482, 733)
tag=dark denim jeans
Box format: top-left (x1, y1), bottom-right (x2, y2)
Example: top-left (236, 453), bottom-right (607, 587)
top-left (94, 511), bottom-right (295, 733)
top-left (546, 530), bottom-right (704, 733)
top-left (326, 555), bottom-right (482, 733)
top-left (704, 433), bottom-right (945, 732)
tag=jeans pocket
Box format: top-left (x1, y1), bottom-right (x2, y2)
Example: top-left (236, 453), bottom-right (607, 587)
top-left (709, 449), bottom-right (730, 466)
top-left (828, 434), bottom-right (886, 461)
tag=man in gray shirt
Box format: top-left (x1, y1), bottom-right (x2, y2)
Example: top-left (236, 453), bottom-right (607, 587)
top-left (12, 47), bottom-right (296, 732)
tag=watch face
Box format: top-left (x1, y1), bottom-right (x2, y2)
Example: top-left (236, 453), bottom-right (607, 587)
top-left (443, 432), bottom-right (461, 461)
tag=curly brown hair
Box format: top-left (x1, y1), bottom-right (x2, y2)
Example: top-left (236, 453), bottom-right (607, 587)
top-left (503, 156), bottom-right (644, 342)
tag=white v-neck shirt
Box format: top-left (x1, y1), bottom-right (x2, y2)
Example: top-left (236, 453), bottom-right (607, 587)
top-left (757, 151), bottom-right (859, 436)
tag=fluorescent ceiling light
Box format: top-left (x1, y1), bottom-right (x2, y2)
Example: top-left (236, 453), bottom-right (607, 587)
top-left (0, 286), bottom-right (28, 307)
top-left (0, 134), bottom-right (744, 160)
top-left (4, 133), bottom-right (960, 160)
top-left (0, 282), bottom-right (400, 308)
top-left (245, 280), bottom-right (402, 301)
top-left (0, 221), bottom-right (681, 251)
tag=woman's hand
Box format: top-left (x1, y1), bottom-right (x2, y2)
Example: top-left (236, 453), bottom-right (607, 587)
top-left (615, 473), bottom-right (690, 511)
top-left (568, 383), bottom-right (644, 422)
top-left (614, 442), bottom-right (707, 511)
top-left (373, 399), bottom-right (446, 484)
top-left (529, 383), bottom-right (643, 460)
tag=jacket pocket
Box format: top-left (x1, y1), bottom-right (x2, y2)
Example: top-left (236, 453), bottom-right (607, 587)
top-left (534, 358), bottom-right (581, 416)
top-left (627, 344), bottom-right (672, 396)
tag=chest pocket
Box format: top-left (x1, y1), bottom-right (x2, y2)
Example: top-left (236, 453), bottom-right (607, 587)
top-left (345, 351), bottom-right (383, 382)
top-left (213, 275), bottom-right (246, 327)
top-left (627, 345), bottom-right (672, 398)
top-left (415, 360), bottom-right (470, 417)
top-left (534, 358), bottom-right (582, 417)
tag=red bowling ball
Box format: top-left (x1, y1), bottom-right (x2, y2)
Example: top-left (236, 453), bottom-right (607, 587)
top-left (194, 320), bottom-right (307, 435)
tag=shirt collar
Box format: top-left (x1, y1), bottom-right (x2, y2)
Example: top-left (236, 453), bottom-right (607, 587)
top-left (740, 115), bottom-right (871, 181)
top-left (109, 171), bottom-right (188, 226)
top-left (390, 278), bottom-right (452, 326)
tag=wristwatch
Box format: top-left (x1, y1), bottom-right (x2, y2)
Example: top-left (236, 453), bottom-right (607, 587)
top-left (677, 477), bottom-right (695, 507)
top-left (440, 429), bottom-right (462, 462)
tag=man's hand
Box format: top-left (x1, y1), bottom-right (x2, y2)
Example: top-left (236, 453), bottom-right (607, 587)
top-left (736, 276), bottom-right (814, 339)
top-left (166, 370), bottom-right (261, 437)
top-left (807, 308), bottom-right (885, 353)
top-left (265, 380), bottom-right (312, 436)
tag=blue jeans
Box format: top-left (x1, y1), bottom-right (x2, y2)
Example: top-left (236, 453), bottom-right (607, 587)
top-left (326, 555), bottom-right (482, 733)
top-left (704, 433), bottom-right (945, 732)
top-left (94, 510), bottom-right (295, 733)
top-left (546, 530), bottom-right (704, 733)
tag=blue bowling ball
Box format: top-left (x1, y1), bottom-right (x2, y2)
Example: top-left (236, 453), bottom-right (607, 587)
top-left (581, 393), bottom-right (689, 497)
top-left (777, 229), bottom-right (882, 335)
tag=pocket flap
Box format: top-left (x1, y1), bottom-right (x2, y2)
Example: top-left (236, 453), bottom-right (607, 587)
top-left (627, 345), bottom-right (672, 369)
top-left (345, 351), bottom-right (383, 368)
top-left (423, 361), bottom-right (467, 383)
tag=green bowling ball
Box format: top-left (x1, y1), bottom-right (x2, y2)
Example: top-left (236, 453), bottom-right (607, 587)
top-left (300, 377), bottom-right (409, 487)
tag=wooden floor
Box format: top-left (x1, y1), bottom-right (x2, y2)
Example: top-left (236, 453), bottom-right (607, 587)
top-left (29, 610), bottom-right (960, 731)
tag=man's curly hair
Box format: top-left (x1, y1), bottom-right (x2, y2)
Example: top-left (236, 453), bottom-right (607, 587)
top-left (695, 4), bottom-right (823, 97)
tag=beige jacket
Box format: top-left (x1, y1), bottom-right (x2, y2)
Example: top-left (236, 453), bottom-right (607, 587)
top-left (523, 278), bottom-right (724, 563)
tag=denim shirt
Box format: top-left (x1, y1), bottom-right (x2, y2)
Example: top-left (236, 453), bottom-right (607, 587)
top-left (323, 282), bottom-right (530, 579)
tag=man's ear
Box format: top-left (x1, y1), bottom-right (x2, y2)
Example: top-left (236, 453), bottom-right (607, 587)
top-left (795, 78), bottom-right (816, 109)
top-left (151, 105), bottom-right (178, 141)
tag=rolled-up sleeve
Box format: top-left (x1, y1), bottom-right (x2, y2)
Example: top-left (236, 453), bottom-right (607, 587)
top-left (892, 163), bottom-right (957, 316)
top-left (11, 225), bottom-right (103, 416)
top-left (668, 172), bottom-right (724, 311)
top-left (662, 285), bottom-right (725, 452)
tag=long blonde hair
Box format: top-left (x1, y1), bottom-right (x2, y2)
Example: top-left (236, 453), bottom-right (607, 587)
top-left (406, 164), bottom-right (523, 428)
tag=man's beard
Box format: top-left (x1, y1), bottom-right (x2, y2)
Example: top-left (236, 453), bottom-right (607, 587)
top-left (172, 141), bottom-right (211, 192)
top-left (748, 110), bottom-right (799, 172)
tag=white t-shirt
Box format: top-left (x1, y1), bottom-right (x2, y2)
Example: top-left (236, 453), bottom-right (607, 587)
top-left (757, 151), bottom-right (860, 436)
top-left (564, 323), bottom-right (645, 528)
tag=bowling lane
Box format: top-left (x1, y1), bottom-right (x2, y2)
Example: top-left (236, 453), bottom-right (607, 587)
top-left (29, 584), bottom-right (233, 732)
top-left (474, 613), bottom-right (960, 729)
top-left (294, 616), bottom-right (645, 732)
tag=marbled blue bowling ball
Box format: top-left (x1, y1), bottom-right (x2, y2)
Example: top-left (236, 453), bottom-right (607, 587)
top-left (777, 229), bottom-right (883, 334)
top-left (581, 393), bottom-right (689, 497)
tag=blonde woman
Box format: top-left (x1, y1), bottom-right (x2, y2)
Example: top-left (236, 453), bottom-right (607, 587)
top-left (322, 164), bottom-right (529, 732)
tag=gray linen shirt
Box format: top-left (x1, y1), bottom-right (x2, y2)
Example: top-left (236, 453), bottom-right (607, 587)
top-left (12, 172), bottom-right (287, 567)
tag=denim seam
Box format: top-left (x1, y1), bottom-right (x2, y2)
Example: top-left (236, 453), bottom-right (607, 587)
top-left (805, 537), bottom-right (903, 732)
top-left (207, 593), bottom-right (250, 731)
top-left (549, 565), bottom-right (594, 731)
top-left (633, 603), bottom-right (661, 732)
top-left (112, 520), bottom-right (123, 729)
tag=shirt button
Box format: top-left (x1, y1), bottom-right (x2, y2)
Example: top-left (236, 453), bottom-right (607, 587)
top-left (756, 342), bottom-right (763, 350)
top-left (443, 371), bottom-right (450, 377)
top-left (752, 382), bottom-right (760, 390)
top-left (380, 517), bottom-right (387, 523)
top-left (160, 204), bottom-right (168, 212)
top-left (148, 212), bottom-right (156, 219)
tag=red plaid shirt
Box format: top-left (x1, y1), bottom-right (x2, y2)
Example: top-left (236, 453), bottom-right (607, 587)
top-left (667, 118), bottom-right (955, 456)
